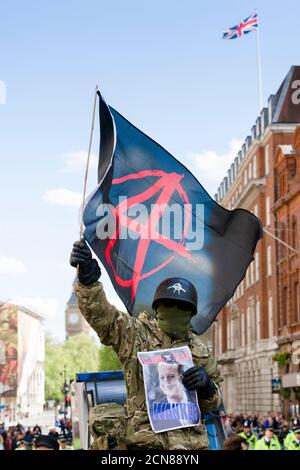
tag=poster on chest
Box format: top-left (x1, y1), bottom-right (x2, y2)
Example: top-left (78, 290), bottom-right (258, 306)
top-left (138, 346), bottom-right (201, 433)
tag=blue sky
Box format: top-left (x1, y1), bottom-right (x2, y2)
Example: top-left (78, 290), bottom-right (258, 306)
top-left (0, 0), bottom-right (299, 339)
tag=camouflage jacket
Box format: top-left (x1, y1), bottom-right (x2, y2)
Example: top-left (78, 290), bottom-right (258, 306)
top-left (76, 281), bottom-right (223, 450)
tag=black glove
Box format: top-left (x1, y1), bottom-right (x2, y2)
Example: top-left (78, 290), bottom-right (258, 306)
top-left (70, 239), bottom-right (101, 286)
top-left (182, 366), bottom-right (216, 400)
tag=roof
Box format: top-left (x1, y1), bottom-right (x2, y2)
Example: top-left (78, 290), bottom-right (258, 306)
top-left (67, 290), bottom-right (78, 305)
top-left (0, 300), bottom-right (44, 321)
top-left (67, 277), bottom-right (78, 305)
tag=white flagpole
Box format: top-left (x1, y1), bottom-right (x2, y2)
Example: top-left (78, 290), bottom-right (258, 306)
top-left (255, 12), bottom-right (263, 110)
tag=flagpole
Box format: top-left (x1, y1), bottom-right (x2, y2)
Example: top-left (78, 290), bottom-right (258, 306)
top-left (79, 85), bottom-right (98, 239)
top-left (263, 228), bottom-right (299, 255)
top-left (255, 12), bottom-right (263, 110)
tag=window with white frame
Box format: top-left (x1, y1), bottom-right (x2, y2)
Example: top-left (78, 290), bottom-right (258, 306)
top-left (253, 155), bottom-right (257, 178)
top-left (246, 307), bottom-right (251, 344)
top-left (241, 312), bottom-right (245, 347)
top-left (268, 296), bottom-right (273, 337)
top-left (248, 162), bottom-right (252, 180)
top-left (250, 304), bottom-right (256, 343)
top-left (256, 300), bottom-right (261, 340)
top-left (214, 323), bottom-right (219, 356)
top-left (265, 144), bottom-right (270, 175)
top-left (219, 321), bottom-right (222, 353)
top-left (251, 260), bottom-right (255, 286)
top-left (255, 252), bottom-right (260, 282)
top-left (234, 317), bottom-right (240, 348)
top-left (266, 196), bottom-right (271, 226)
top-left (227, 321), bottom-right (231, 350)
top-left (267, 246), bottom-right (272, 277)
top-left (246, 268), bottom-right (249, 288)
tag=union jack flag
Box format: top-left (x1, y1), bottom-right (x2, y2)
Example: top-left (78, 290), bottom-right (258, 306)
top-left (223, 12), bottom-right (258, 40)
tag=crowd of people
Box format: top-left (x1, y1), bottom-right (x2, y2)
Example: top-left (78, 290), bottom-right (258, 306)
top-left (0, 421), bottom-right (73, 451)
top-left (223, 412), bottom-right (300, 450)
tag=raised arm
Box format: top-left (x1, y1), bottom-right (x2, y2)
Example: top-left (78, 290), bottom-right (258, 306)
top-left (70, 240), bottom-right (137, 362)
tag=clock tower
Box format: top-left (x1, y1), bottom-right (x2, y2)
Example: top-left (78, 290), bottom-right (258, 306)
top-left (65, 281), bottom-right (93, 338)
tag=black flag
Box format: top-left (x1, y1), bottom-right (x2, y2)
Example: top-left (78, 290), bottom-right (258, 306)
top-left (83, 94), bottom-right (262, 334)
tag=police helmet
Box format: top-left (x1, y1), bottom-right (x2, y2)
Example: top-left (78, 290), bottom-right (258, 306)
top-left (152, 277), bottom-right (198, 314)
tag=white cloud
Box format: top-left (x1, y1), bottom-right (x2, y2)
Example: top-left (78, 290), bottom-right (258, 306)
top-left (0, 254), bottom-right (27, 275)
top-left (184, 138), bottom-right (243, 197)
top-left (43, 188), bottom-right (82, 208)
top-left (62, 150), bottom-right (97, 173)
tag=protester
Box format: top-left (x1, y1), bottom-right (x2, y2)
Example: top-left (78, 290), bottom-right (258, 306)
top-left (70, 239), bottom-right (223, 450)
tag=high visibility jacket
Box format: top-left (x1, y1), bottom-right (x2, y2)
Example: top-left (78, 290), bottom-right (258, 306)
top-left (239, 432), bottom-right (257, 450)
top-left (284, 431), bottom-right (295, 449)
top-left (285, 439), bottom-right (300, 450)
top-left (255, 436), bottom-right (281, 450)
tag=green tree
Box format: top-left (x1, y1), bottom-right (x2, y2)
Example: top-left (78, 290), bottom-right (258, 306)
top-left (98, 345), bottom-right (122, 371)
top-left (45, 334), bottom-right (100, 401)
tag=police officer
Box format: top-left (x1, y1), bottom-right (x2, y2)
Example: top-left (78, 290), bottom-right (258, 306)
top-left (285, 428), bottom-right (300, 450)
top-left (239, 420), bottom-right (257, 450)
top-left (254, 425), bottom-right (280, 450)
top-left (70, 239), bottom-right (223, 450)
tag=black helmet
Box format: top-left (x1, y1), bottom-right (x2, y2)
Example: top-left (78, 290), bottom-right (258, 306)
top-left (152, 277), bottom-right (198, 314)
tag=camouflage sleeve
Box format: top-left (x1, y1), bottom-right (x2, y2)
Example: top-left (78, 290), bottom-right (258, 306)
top-left (199, 351), bottom-right (223, 413)
top-left (75, 281), bottom-right (137, 363)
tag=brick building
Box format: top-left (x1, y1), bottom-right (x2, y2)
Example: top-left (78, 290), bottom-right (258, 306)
top-left (273, 127), bottom-right (300, 415)
top-left (212, 66), bottom-right (300, 415)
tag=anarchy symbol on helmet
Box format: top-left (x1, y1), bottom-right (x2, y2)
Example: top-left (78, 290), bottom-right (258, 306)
top-left (167, 283), bottom-right (187, 295)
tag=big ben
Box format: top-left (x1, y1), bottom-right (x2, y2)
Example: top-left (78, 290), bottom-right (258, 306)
top-left (65, 282), bottom-right (92, 338)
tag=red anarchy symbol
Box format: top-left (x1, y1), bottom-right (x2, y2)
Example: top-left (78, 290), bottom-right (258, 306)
top-left (105, 170), bottom-right (192, 300)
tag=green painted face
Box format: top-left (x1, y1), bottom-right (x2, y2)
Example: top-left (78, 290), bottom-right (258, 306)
top-left (156, 303), bottom-right (193, 339)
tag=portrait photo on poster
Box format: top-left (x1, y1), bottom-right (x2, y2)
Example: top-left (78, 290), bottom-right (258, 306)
top-left (138, 346), bottom-right (201, 433)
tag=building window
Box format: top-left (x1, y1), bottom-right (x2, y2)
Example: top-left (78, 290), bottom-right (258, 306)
top-left (293, 282), bottom-right (299, 324)
top-left (248, 162), bottom-right (252, 180)
top-left (266, 196), bottom-right (271, 226)
top-left (239, 184), bottom-right (242, 194)
top-left (246, 268), bottom-right (250, 289)
top-left (253, 155), bottom-right (257, 178)
top-left (247, 307), bottom-right (251, 344)
top-left (256, 300), bottom-right (261, 340)
top-left (265, 144), bottom-right (269, 175)
top-left (268, 296), bottom-right (273, 337)
top-left (254, 204), bottom-right (258, 217)
top-left (227, 321), bottom-right (231, 350)
top-left (292, 217), bottom-right (298, 250)
top-left (255, 252), bottom-right (260, 282)
top-left (279, 172), bottom-right (286, 198)
top-left (214, 323), bottom-right (219, 355)
top-left (218, 321), bottom-right (222, 353)
top-left (251, 260), bottom-right (255, 285)
top-left (241, 312), bottom-right (245, 347)
top-left (267, 246), bottom-right (272, 277)
top-left (281, 286), bottom-right (288, 327)
top-left (244, 170), bottom-right (248, 186)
